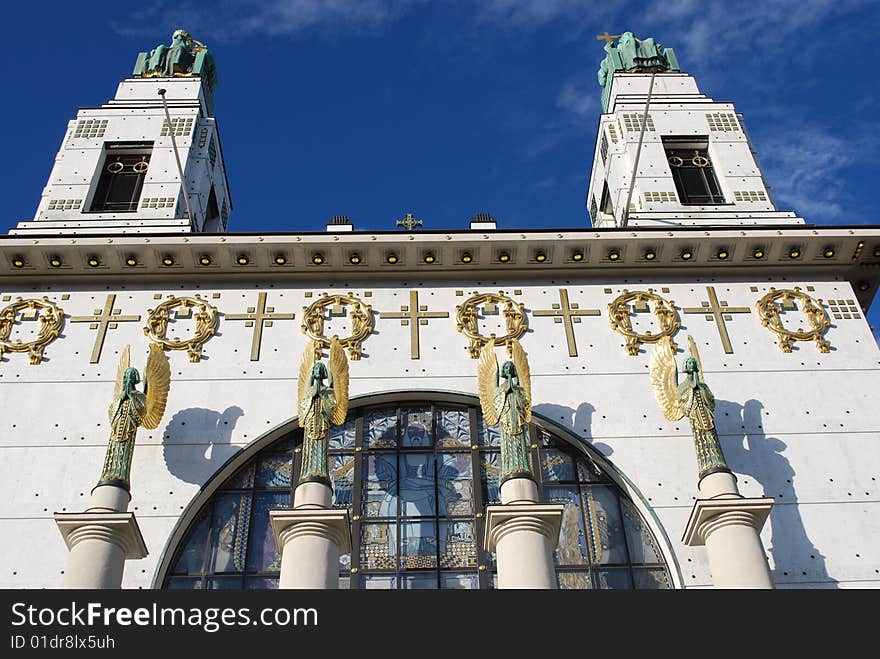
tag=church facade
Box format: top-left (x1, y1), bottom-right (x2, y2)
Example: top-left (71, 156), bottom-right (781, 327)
top-left (1, 30), bottom-right (878, 589)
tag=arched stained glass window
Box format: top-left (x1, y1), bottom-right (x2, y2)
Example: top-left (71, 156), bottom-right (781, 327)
top-left (163, 402), bottom-right (672, 589)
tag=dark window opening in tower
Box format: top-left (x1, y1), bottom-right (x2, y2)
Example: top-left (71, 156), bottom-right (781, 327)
top-left (88, 142), bottom-right (153, 212)
top-left (663, 137), bottom-right (724, 205)
top-left (203, 186), bottom-right (221, 232)
top-left (600, 180), bottom-right (614, 216)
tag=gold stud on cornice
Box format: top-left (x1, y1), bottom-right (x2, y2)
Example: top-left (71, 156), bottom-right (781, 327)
top-left (49, 256), bottom-right (62, 268)
top-left (823, 247), bottom-right (835, 259)
top-left (125, 256), bottom-right (138, 267)
top-left (753, 247), bottom-right (765, 259)
top-left (162, 255), bottom-right (174, 266)
top-left (572, 250), bottom-right (584, 262)
top-left (87, 256), bottom-right (100, 268)
top-left (680, 249), bottom-right (693, 261)
top-left (199, 255), bottom-right (212, 266)
top-left (274, 254), bottom-right (287, 265)
top-left (12, 256), bottom-right (25, 268)
top-left (716, 249), bottom-right (729, 260)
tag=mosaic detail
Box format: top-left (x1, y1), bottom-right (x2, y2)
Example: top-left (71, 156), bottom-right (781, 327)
top-left (46, 198), bottom-right (82, 211)
top-left (827, 299), bottom-right (861, 320)
top-left (72, 118), bottom-right (107, 139)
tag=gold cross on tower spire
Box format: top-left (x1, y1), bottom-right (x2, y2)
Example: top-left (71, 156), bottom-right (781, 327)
top-left (596, 32), bottom-right (622, 45)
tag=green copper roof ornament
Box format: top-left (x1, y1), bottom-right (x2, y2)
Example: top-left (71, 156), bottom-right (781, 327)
top-left (597, 31), bottom-right (679, 111)
top-left (133, 30), bottom-right (218, 111)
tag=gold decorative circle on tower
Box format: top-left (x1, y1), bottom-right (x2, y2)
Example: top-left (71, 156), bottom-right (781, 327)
top-left (755, 287), bottom-right (831, 353)
top-left (301, 293), bottom-right (374, 361)
top-left (0, 297), bottom-right (65, 365)
top-left (144, 295), bottom-right (219, 362)
top-left (608, 289), bottom-right (680, 356)
top-left (455, 292), bottom-right (527, 359)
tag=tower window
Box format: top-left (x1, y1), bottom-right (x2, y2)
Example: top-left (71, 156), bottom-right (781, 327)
top-left (88, 142), bottom-right (153, 213)
top-left (599, 132), bottom-right (609, 165)
top-left (599, 180), bottom-right (614, 215)
top-left (663, 137), bottom-right (725, 205)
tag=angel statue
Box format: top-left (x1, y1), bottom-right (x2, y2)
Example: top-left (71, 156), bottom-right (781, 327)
top-left (478, 338), bottom-right (534, 482)
top-left (650, 335), bottom-right (731, 480)
top-left (99, 344), bottom-right (171, 490)
top-left (298, 338), bottom-right (349, 486)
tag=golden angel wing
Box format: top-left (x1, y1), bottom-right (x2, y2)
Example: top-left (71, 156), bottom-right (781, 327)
top-left (511, 339), bottom-right (532, 423)
top-left (108, 344), bottom-right (131, 420)
top-left (477, 338), bottom-right (499, 425)
top-left (649, 336), bottom-right (685, 421)
top-left (298, 340), bottom-right (317, 409)
top-left (329, 337), bottom-right (349, 426)
top-left (687, 335), bottom-right (703, 375)
top-left (141, 343), bottom-right (171, 430)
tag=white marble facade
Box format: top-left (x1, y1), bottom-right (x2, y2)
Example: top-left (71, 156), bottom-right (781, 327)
top-left (0, 272), bottom-right (877, 588)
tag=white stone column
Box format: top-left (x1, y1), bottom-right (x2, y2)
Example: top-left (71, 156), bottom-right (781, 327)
top-left (54, 484), bottom-right (147, 589)
top-left (483, 477), bottom-right (564, 589)
top-left (682, 471), bottom-right (774, 589)
top-left (270, 481), bottom-right (351, 589)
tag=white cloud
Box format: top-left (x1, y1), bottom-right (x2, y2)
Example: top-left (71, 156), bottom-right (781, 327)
top-left (557, 79), bottom-right (596, 122)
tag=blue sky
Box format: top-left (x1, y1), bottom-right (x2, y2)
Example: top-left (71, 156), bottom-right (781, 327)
top-left (2, 1), bottom-right (879, 333)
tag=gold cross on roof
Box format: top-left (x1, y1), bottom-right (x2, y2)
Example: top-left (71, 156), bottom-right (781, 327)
top-left (396, 213), bottom-right (423, 231)
top-left (596, 32), bottom-right (622, 45)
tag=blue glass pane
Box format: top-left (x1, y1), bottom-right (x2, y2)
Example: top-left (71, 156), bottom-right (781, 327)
top-left (538, 428), bottom-right (553, 446)
top-left (582, 486), bottom-right (628, 565)
top-left (339, 552), bottom-right (351, 571)
top-left (366, 409), bottom-right (396, 448)
top-left (593, 568), bottom-right (633, 589)
top-left (480, 452), bottom-right (501, 504)
top-left (206, 576), bottom-right (244, 589)
top-left (172, 511), bottom-right (210, 574)
top-left (541, 448), bottom-right (576, 482)
top-left (166, 577), bottom-right (203, 589)
top-left (361, 523), bottom-right (397, 570)
top-left (360, 575), bottom-right (397, 589)
top-left (577, 458), bottom-right (606, 483)
top-left (401, 407), bottom-right (432, 447)
top-left (338, 576), bottom-right (351, 590)
top-left (268, 433), bottom-right (299, 453)
top-left (220, 463), bottom-right (254, 490)
top-left (256, 453), bottom-right (292, 488)
top-left (632, 568), bottom-right (671, 589)
top-left (401, 520), bottom-right (437, 569)
top-left (440, 572), bottom-right (480, 589)
top-left (400, 452), bottom-right (436, 516)
top-left (620, 498), bottom-right (663, 564)
top-left (363, 454), bottom-right (397, 517)
top-left (477, 414), bottom-right (501, 447)
top-left (400, 574), bottom-right (438, 589)
top-left (246, 492), bottom-right (289, 573)
top-left (209, 493), bottom-right (251, 573)
top-left (436, 408), bottom-right (470, 447)
top-left (439, 453), bottom-right (473, 516)
top-left (245, 577), bottom-right (279, 589)
top-left (329, 420), bottom-right (356, 450)
top-left (557, 571), bottom-right (592, 589)
top-left (330, 454), bottom-right (355, 511)
top-left (439, 520), bottom-right (477, 569)
top-left (545, 485), bottom-right (588, 565)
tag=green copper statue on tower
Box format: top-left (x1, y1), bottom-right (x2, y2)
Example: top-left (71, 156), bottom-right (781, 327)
top-left (596, 31), bottom-right (679, 111)
top-left (478, 338), bottom-right (534, 482)
top-left (133, 29), bottom-right (218, 93)
top-left (650, 335), bottom-right (731, 480)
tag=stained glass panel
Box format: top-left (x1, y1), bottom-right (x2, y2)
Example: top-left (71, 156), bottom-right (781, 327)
top-left (578, 458), bottom-right (605, 483)
top-left (480, 452), bottom-right (501, 504)
top-left (206, 576), bottom-right (244, 589)
top-left (366, 409), bottom-right (396, 448)
top-left (330, 455), bottom-right (355, 511)
top-left (620, 498), bottom-right (663, 564)
top-left (220, 463), bottom-right (255, 490)
top-left (166, 577), bottom-right (203, 589)
top-left (593, 568), bottom-right (633, 589)
top-left (400, 574), bottom-right (437, 589)
top-left (557, 571), bottom-right (592, 589)
top-left (246, 492), bottom-right (289, 573)
top-left (436, 408), bottom-right (470, 447)
top-left (438, 453), bottom-right (473, 516)
top-left (329, 419), bottom-right (356, 450)
top-left (363, 454), bottom-right (397, 518)
top-left (172, 510), bottom-right (210, 574)
top-left (209, 493), bottom-right (251, 573)
top-left (477, 414), bottom-right (501, 447)
top-left (255, 453), bottom-right (292, 488)
top-left (632, 568), bottom-right (671, 589)
top-left (245, 577), bottom-right (279, 589)
top-left (400, 520), bottom-right (437, 569)
top-left (440, 572), bottom-right (479, 589)
top-left (542, 448), bottom-right (576, 482)
top-left (545, 485), bottom-right (588, 565)
top-left (401, 407), bottom-right (432, 447)
top-left (582, 486), bottom-right (628, 565)
top-left (439, 520), bottom-right (477, 569)
top-left (360, 523), bottom-right (397, 570)
top-left (400, 453), bottom-right (436, 516)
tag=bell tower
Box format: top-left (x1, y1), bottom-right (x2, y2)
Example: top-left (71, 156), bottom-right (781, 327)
top-left (12, 29), bottom-right (232, 236)
top-left (586, 31), bottom-right (802, 229)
